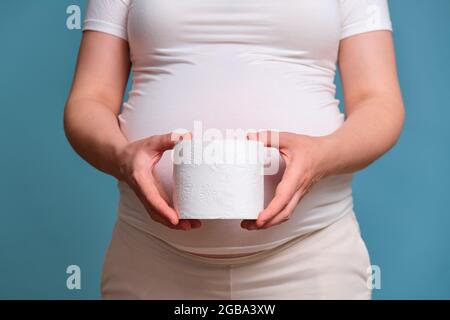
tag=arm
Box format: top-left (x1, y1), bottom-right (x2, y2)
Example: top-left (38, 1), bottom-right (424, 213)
top-left (64, 31), bottom-right (199, 230)
top-left (242, 31), bottom-right (405, 230)
top-left (322, 31), bottom-right (405, 175)
top-left (64, 31), bottom-right (130, 179)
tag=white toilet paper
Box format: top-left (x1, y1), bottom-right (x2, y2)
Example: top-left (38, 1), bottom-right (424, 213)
top-left (172, 139), bottom-right (264, 219)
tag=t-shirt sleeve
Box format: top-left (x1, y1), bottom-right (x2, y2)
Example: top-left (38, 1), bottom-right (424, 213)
top-left (83, 0), bottom-right (130, 41)
top-left (339, 0), bottom-right (393, 40)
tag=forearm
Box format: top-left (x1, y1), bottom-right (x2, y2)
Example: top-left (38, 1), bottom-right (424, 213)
top-left (64, 98), bottom-right (127, 180)
top-left (320, 97), bottom-right (404, 176)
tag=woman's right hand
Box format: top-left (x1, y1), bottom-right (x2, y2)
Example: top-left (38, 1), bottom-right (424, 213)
top-left (116, 132), bottom-right (201, 231)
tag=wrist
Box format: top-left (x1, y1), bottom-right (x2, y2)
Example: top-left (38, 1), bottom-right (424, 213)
top-left (111, 141), bottom-right (128, 181)
top-left (314, 134), bottom-right (339, 179)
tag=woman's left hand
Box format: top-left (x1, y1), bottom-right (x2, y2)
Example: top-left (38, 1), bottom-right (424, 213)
top-left (241, 131), bottom-right (330, 230)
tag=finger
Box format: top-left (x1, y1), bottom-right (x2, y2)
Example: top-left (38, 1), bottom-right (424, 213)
top-left (149, 210), bottom-right (179, 229)
top-left (256, 165), bottom-right (301, 227)
top-left (152, 169), bottom-right (171, 203)
top-left (186, 219), bottom-right (202, 229)
top-left (247, 130), bottom-right (279, 148)
top-left (241, 220), bottom-right (250, 228)
top-left (149, 132), bottom-right (182, 152)
top-left (169, 131), bottom-right (193, 145)
top-left (151, 171), bottom-right (192, 230)
top-left (138, 172), bottom-right (201, 230)
top-left (261, 190), bottom-right (303, 229)
top-left (146, 202), bottom-right (193, 230)
top-left (247, 131), bottom-right (294, 150)
top-left (181, 132), bottom-right (193, 141)
top-left (242, 189), bottom-right (302, 231)
top-left (133, 171), bottom-right (179, 225)
top-left (176, 219), bottom-right (192, 230)
top-left (246, 131), bottom-right (259, 142)
top-left (132, 194), bottom-right (180, 230)
top-left (151, 169), bottom-right (201, 229)
top-left (177, 219), bottom-right (202, 230)
top-left (241, 219), bottom-right (258, 231)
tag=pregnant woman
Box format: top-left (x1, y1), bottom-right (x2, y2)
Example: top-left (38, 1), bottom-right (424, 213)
top-left (64, 0), bottom-right (404, 299)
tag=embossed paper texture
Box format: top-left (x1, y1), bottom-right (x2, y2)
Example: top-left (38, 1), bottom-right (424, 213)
top-left (173, 140), bottom-right (264, 219)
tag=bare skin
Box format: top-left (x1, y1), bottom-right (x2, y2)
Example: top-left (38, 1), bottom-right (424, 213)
top-left (64, 30), bottom-right (404, 236)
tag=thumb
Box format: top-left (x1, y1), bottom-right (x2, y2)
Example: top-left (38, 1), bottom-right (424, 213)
top-left (150, 132), bottom-right (191, 151)
top-left (247, 130), bottom-right (283, 149)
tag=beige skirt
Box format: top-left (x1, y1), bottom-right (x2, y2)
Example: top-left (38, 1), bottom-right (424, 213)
top-left (101, 211), bottom-right (372, 300)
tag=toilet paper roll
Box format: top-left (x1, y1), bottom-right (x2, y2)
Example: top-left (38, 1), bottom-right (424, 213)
top-left (172, 139), bottom-right (264, 219)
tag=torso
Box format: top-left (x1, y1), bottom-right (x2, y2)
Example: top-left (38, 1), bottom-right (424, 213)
top-left (117, 0), bottom-right (353, 255)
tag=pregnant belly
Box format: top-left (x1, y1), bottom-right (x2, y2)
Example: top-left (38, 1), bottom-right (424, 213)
top-left (115, 54), bottom-right (350, 254)
top-left (120, 85), bottom-right (343, 194)
top-left (120, 46), bottom-right (344, 142)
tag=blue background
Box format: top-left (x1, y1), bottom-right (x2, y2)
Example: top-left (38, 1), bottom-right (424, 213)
top-left (0, 0), bottom-right (449, 299)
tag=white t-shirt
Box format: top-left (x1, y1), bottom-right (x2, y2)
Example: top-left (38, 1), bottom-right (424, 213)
top-left (83, 0), bottom-right (392, 255)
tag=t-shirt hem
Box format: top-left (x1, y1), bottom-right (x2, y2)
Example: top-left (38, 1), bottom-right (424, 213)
top-left (117, 203), bottom-right (354, 255)
top-left (340, 20), bottom-right (393, 40)
top-left (83, 19), bottom-right (128, 41)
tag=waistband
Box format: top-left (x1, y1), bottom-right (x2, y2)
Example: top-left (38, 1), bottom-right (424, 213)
top-left (118, 212), bottom-right (352, 266)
